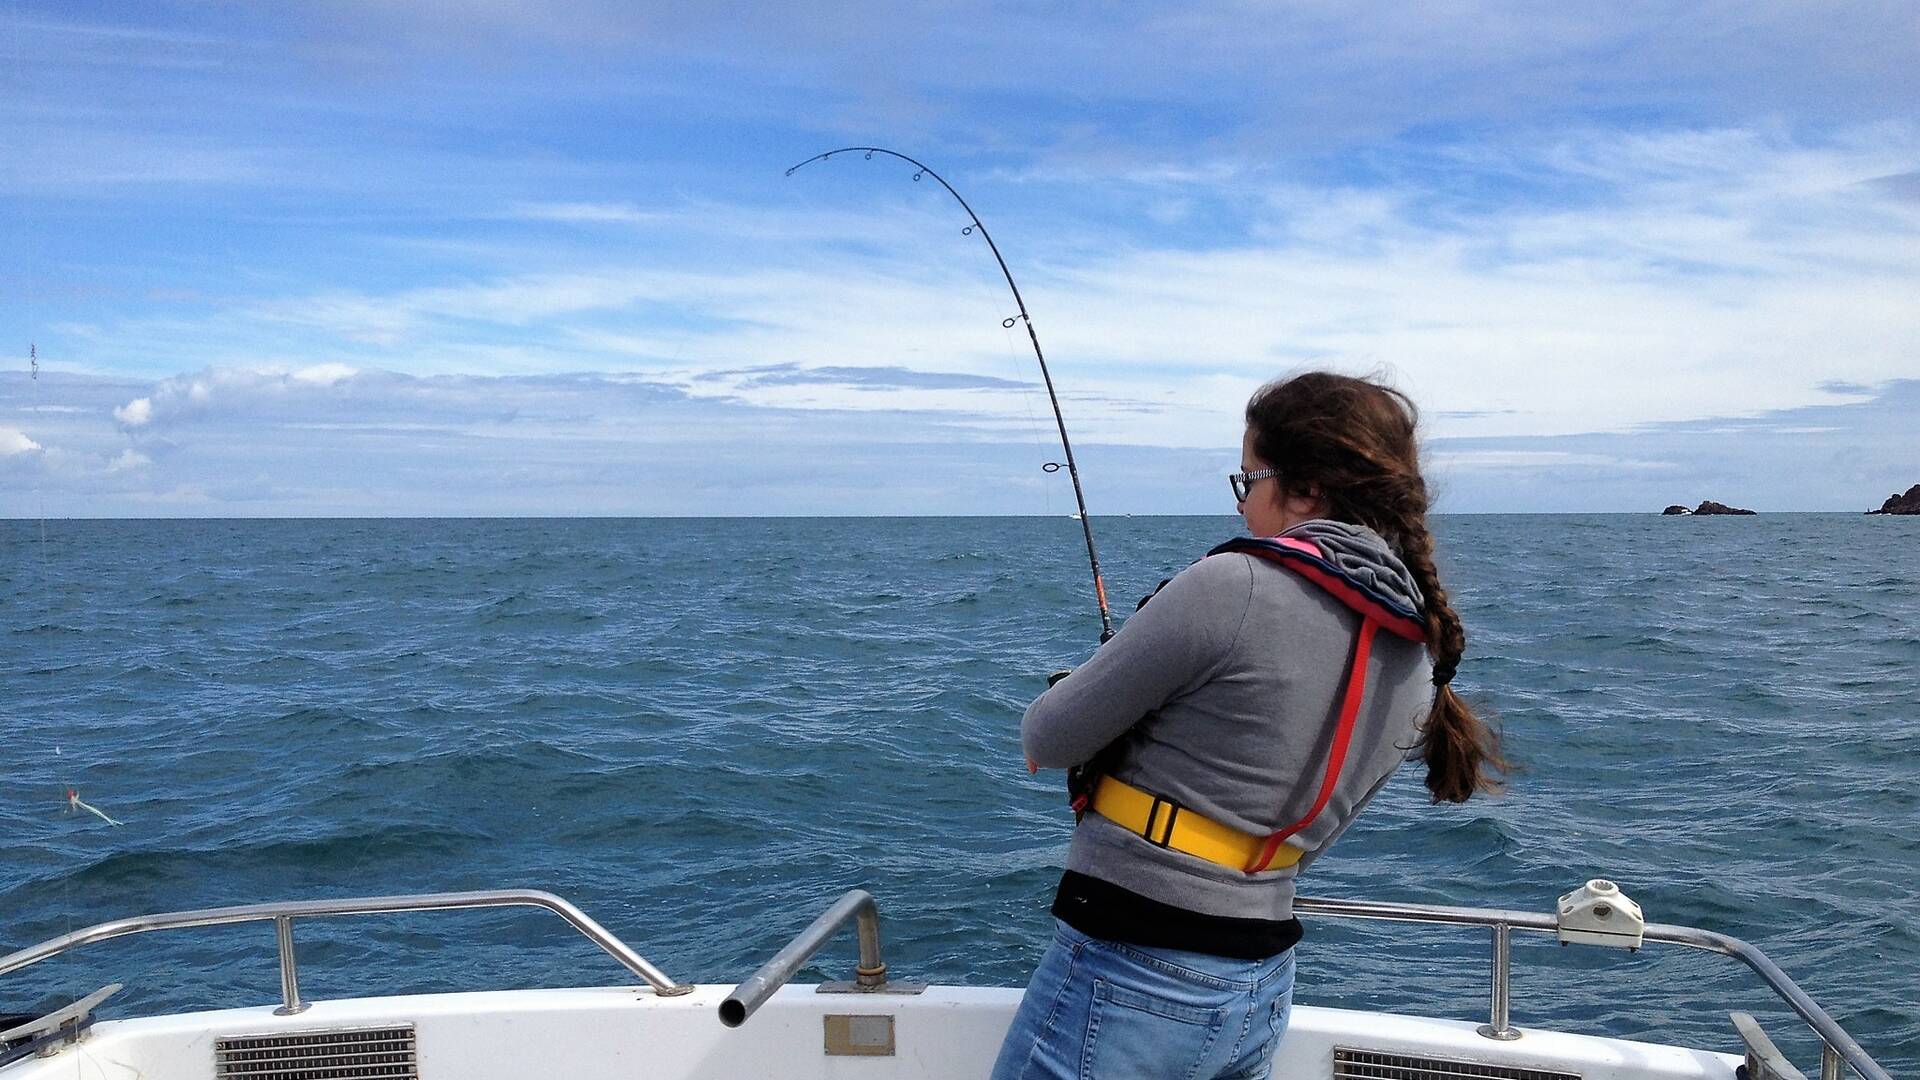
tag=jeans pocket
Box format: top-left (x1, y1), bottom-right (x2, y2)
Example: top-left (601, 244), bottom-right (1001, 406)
top-left (1080, 978), bottom-right (1227, 1080)
top-left (1269, 990), bottom-right (1292, 1039)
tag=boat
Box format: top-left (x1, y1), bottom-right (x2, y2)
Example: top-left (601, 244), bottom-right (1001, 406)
top-left (0, 880), bottom-right (1890, 1079)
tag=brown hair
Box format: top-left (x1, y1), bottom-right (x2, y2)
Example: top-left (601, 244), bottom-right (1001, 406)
top-left (1245, 371), bottom-right (1506, 802)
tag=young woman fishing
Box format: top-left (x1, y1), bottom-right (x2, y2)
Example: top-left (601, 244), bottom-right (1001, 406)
top-left (991, 371), bottom-right (1506, 1080)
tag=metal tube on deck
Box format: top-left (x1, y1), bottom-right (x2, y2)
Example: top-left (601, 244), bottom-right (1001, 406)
top-left (721, 890), bottom-right (880, 1027)
top-left (854, 901), bottom-right (886, 988)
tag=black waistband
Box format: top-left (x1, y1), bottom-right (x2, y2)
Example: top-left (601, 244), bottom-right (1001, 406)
top-left (1051, 870), bottom-right (1303, 960)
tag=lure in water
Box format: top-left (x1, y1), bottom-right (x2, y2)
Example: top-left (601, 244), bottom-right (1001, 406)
top-left (66, 788), bottom-right (123, 827)
top-left (788, 147), bottom-right (1116, 643)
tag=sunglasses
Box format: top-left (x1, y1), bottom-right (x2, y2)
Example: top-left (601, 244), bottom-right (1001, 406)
top-left (1229, 468), bottom-right (1280, 503)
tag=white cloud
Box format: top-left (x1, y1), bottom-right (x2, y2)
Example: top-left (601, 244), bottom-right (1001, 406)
top-left (97, 366), bottom-right (422, 431)
top-left (12, 365), bottom-right (1914, 515)
top-left (1430, 450), bottom-right (1675, 472)
top-left (212, 3), bottom-right (1917, 159)
top-left (17, 73), bottom-right (1917, 476)
top-left (6, 4), bottom-right (1915, 518)
top-left (117, 123), bottom-right (1899, 454)
top-left (510, 201), bottom-right (670, 225)
top-left (113, 397), bottom-right (153, 426)
top-left (1, 428), bottom-right (43, 455)
top-left (291, 363), bottom-right (358, 386)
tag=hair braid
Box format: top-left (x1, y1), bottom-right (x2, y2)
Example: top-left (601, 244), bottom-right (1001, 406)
top-left (1246, 371), bottom-right (1508, 803)
top-left (1395, 511), bottom-right (1505, 801)
top-left (1395, 512), bottom-right (1462, 686)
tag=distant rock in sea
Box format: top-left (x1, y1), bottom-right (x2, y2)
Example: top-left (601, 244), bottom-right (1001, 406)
top-left (1686, 500), bottom-right (1757, 516)
top-left (1661, 505), bottom-right (1692, 516)
top-left (1866, 484), bottom-right (1920, 515)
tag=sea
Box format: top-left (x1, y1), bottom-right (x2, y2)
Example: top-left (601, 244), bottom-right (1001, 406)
top-left (3, 515), bottom-right (1915, 1073)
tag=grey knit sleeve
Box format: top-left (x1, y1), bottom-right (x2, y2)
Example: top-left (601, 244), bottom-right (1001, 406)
top-left (1021, 552), bottom-right (1253, 768)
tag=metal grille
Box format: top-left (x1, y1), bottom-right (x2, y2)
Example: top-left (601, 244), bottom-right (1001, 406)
top-left (215, 1025), bottom-right (418, 1079)
top-left (1334, 1047), bottom-right (1580, 1080)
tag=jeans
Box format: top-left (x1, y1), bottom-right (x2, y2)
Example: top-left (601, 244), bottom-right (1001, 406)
top-left (989, 919), bottom-right (1296, 1080)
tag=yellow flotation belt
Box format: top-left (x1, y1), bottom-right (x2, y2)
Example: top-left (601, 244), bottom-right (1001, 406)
top-left (1089, 774), bottom-right (1305, 872)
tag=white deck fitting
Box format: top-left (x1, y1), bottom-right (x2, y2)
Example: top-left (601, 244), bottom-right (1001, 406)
top-left (3, 983), bottom-right (1742, 1080)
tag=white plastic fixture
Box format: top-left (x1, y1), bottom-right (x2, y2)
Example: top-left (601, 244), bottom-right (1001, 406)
top-left (1558, 879), bottom-right (1646, 950)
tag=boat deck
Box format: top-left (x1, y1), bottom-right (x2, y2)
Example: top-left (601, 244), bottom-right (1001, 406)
top-left (2, 983), bottom-right (1742, 1080)
top-left (0, 885), bottom-right (1886, 1080)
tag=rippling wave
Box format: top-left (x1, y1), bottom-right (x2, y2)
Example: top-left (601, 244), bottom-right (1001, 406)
top-left (1, 515), bottom-right (1914, 1072)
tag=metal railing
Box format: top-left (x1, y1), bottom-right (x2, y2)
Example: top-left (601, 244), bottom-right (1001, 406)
top-left (718, 888), bottom-right (924, 1028)
top-left (0, 887), bottom-right (1890, 1080)
top-left (0, 889), bottom-right (693, 1015)
top-left (1292, 895), bottom-right (1890, 1080)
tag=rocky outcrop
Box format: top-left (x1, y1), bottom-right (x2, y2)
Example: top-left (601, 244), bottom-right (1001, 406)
top-left (1867, 484), bottom-right (1920, 515)
top-left (1661, 505), bottom-right (1692, 515)
top-left (1692, 501), bottom-right (1757, 516)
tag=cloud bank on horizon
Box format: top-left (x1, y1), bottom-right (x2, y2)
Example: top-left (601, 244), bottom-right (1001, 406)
top-left (2, 2), bottom-right (1916, 516)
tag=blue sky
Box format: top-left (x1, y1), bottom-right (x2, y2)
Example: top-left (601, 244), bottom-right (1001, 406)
top-left (3, 2), bottom-right (1917, 515)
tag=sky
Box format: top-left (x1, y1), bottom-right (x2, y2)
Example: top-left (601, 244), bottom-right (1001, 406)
top-left (2, 2), bottom-right (1917, 516)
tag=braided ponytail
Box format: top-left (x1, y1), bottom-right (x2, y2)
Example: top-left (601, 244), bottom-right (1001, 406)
top-left (1395, 512), bottom-right (1506, 802)
top-left (1246, 372), bottom-right (1507, 803)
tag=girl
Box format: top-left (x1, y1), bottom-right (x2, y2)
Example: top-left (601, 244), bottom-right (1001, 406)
top-left (992, 372), bottom-right (1504, 1080)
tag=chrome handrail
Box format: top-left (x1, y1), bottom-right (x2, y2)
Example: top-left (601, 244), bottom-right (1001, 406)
top-left (1293, 896), bottom-right (1890, 1080)
top-left (0, 888), bottom-right (1890, 1079)
top-left (720, 888), bottom-right (903, 1028)
top-left (0, 889), bottom-right (693, 1011)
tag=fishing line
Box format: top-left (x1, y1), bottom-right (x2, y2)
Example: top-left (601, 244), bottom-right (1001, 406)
top-left (949, 221), bottom-right (1057, 519)
top-left (23, 310), bottom-right (99, 841)
top-left (1000, 316), bottom-right (1061, 521)
top-left (10, 21), bottom-right (101, 1005)
top-left (11, 0), bottom-right (64, 999)
top-left (788, 147), bottom-right (1115, 642)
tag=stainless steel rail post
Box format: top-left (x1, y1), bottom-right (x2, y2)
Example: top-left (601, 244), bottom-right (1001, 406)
top-left (1820, 1043), bottom-right (1843, 1080)
top-left (1477, 921), bottom-right (1519, 1040)
top-left (719, 889), bottom-right (922, 1028)
top-left (272, 916), bottom-right (307, 1016)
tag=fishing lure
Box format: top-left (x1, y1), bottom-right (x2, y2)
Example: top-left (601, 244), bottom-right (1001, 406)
top-left (788, 147), bottom-right (1116, 643)
top-left (66, 788), bottom-right (124, 827)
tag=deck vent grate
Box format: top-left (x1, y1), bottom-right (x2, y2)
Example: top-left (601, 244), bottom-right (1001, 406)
top-left (215, 1024), bottom-right (418, 1079)
top-left (1334, 1047), bottom-right (1580, 1080)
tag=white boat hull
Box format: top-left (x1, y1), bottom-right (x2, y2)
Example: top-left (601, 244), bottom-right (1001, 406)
top-left (5, 983), bottom-right (1741, 1079)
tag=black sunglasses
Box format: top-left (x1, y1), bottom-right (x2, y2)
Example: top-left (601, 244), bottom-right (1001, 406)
top-left (1229, 468), bottom-right (1280, 503)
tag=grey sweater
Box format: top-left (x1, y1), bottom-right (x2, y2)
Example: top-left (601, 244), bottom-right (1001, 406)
top-left (1022, 520), bottom-right (1434, 922)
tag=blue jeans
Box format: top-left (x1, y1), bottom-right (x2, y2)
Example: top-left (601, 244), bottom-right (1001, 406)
top-left (990, 919), bottom-right (1296, 1080)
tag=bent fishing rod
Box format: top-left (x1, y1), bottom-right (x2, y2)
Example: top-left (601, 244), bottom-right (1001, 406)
top-left (787, 146), bottom-right (1115, 642)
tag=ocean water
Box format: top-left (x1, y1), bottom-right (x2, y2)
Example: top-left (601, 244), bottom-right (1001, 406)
top-left (2, 515), bottom-right (1915, 1074)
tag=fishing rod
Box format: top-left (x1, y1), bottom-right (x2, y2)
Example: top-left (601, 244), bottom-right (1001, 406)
top-left (787, 146), bottom-right (1116, 643)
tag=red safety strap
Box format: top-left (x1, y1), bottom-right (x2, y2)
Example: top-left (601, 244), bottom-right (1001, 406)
top-left (1242, 616), bottom-right (1379, 873)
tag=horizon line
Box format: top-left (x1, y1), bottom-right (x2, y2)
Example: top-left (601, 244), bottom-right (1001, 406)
top-left (2, 510), bottom-right (1905, 523)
